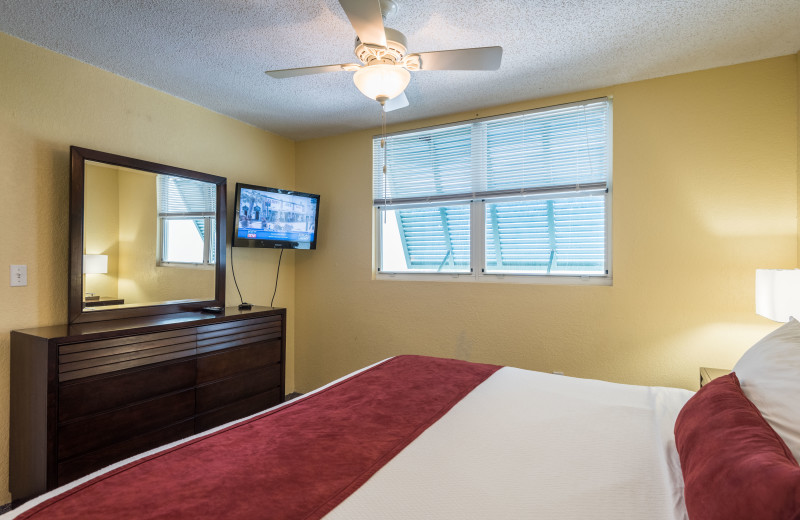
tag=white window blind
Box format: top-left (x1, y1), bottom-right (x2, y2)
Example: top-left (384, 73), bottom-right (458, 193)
top-left (373, 124), bottom-right (474, 204)
top-left (373, 99), bottom-right (610, 205)
top-left (157, 175), bottom-right (216, 217)
top-left (484, 102), bottom-right (608, 192)
top-left (374, 98), bottom-right (611, 279)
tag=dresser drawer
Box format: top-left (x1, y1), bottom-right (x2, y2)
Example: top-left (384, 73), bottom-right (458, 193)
top-left (58, 389), bottom-right (195, 460)
top-left (195, 388), bottom-right (281, 432)
top-left (196, 316), bottom-right (281, 355)
top-left (196, 364), bottom-right (281, 413)
top-left (57, 419), bottom-right (194, 486)
top-left (58, 328), bottom-right (197, 382)
top-left (59, 359), bottom-right (196, 423)
top-left (196, 340), bottom-right (281, 384)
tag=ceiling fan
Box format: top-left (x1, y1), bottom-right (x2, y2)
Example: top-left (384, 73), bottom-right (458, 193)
top-left (265, 0), bottom-right (503, 111)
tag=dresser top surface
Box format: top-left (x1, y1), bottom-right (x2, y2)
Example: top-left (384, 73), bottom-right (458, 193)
top-left (12, 306), bottom-right (285, 341)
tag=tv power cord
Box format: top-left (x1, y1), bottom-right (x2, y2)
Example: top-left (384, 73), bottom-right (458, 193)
top-left (230, 242), bottom-right (252, 310)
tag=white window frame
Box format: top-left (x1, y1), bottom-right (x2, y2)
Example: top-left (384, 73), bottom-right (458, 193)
top-left (373, 98), bottom-right (613, 285)
top-left (157, 174), bottom-right (217, 268)
top-left (158, 215), bottom-right (216, 267)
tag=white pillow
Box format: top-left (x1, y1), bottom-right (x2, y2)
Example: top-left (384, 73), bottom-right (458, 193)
top-left (733, 317), bottom-right (800, 462)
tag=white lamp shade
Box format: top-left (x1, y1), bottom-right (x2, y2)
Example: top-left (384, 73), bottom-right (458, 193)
top-left (756, 269), bottom-right (800, 322)
top-left (83, 254), bottom-right (108, 274)
top-left (353, 64), bottom-right (410, 102)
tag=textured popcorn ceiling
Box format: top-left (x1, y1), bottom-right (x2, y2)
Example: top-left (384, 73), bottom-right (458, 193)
top-left (0, 0), bottom-right (798, 141)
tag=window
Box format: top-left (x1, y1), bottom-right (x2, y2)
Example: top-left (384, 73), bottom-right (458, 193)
top-left (157, 175), bottom-right (216, 265)
top-left (374, 98), bottom-right (611, 282)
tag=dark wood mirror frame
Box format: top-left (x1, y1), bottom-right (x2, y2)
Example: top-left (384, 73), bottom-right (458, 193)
top-left (69, 146), bottom-right (226, 323)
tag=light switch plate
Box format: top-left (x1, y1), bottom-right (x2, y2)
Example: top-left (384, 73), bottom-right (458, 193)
top-left (10, 265), bottom-right (27, 286)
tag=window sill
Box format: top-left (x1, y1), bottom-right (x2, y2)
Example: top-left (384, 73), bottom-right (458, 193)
top-left (157, 262), bottom-right (216, 270)
top-left (375, 272), bottom-right (612, 286)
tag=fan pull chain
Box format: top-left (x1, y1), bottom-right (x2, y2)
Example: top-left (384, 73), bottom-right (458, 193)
top-left (381, 105), bottom-right (388, 224)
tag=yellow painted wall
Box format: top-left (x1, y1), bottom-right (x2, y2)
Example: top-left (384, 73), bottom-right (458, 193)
top-left (117, 169), bottom-right (157, 303)
top-left (0, 32), bottom-right (296, 504)
top-left (84, 163), bottom-right (120, 298)
top-left (294, 56), bottom-right (798, 395)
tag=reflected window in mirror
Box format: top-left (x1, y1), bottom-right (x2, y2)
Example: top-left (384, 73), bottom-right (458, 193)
top-left (157, 175), bottom-right (217, 266)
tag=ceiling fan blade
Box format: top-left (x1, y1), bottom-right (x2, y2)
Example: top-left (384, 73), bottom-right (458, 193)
top-left (383, 92), bottom-right (409, 112)
top-left (265, 63), bottom-right (360, 79)
top-left (411, 46), bottom-right (503, 71)
top-left (338, 0), bottom-right (387, 47)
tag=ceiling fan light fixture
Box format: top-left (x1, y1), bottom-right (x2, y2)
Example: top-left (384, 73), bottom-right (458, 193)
top-left (264, 0), bottom-right (503, 114)
top-left (353, 64), bottom-right (410, 103)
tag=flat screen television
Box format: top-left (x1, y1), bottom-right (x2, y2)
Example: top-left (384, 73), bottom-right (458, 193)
top-left (232, 183), bottom-right (320, 249)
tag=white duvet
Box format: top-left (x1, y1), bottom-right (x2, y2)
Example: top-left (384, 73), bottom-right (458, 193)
top-left (328, 367), bottom-right (693, 520)
top-left (4, 363), bottom-right (694, 520)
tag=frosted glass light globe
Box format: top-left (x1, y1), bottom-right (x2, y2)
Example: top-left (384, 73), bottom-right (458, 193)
top-left (353, 64), bottom-right (410, 103)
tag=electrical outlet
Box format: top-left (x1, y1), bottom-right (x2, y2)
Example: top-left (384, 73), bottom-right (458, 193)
top-left (10, 265), bottom-right (27, 286)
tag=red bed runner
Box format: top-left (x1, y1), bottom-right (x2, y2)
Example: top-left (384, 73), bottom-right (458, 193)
top-left (18, 355), bottom-right (500, 519)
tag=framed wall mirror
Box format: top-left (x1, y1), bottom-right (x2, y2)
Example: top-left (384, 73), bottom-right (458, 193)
top-left (69, 147), bottom-right (227, 323)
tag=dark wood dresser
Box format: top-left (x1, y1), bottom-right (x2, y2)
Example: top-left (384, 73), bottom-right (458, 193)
top-left (10, 306), bottom-right (285, 502)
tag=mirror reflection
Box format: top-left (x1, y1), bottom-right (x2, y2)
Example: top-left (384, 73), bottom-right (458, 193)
top-left (82, 161), bottom-right (216, 310)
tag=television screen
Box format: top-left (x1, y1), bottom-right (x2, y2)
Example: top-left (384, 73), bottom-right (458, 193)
top-left (232, 183), bottom-right (320, 249)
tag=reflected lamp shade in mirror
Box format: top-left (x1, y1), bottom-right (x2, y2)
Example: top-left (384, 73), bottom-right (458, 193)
top-left (83, 254), bottom-right (108, 275)
top-left (755, 269), bottom-right (800, 322)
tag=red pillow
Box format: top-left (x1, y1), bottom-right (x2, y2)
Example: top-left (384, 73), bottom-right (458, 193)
top-left (674, 373), bottom-right (800, 520)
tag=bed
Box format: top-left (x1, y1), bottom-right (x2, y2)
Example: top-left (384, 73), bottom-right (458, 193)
top-left (5, 319), bottom-right (800, 520)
